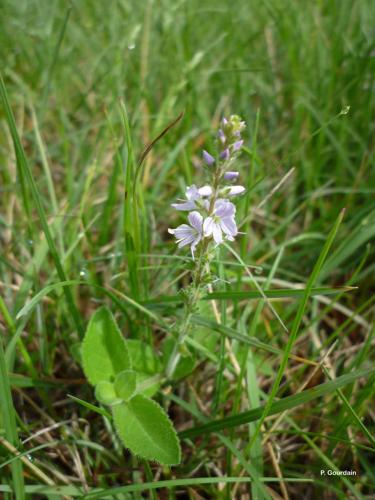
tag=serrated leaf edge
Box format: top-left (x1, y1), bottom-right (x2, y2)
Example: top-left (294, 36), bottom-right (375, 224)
top-left (112, 395), bottom-right (181, 466)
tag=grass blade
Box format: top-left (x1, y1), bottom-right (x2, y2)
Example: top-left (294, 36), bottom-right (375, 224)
top-left (191, 315), bottom-right (317, 365)
top-left (0, 74), bottom-right (83, 337)
top-left (143, 286), bottom-right (355, 304)
top-left (179, 367), bottom-right (374, 439)
top-left (82, 476), bottom-right (312, 499)
top-left (0, 338), bottom-right (25, 499)
top-left (247, 209), bottom-right (346, 449)
top-left (119, 100), bottom-right (141, 299)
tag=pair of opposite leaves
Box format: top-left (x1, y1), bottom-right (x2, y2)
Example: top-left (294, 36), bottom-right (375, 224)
top-left (81, 306), bottom-right (181, 466)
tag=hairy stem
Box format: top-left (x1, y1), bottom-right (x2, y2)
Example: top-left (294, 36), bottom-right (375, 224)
top-left (165, 242), bottom-right (208, 378)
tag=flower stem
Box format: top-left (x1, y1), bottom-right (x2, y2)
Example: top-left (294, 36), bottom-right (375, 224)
top-left (166, 239), bottom-right (210, 378)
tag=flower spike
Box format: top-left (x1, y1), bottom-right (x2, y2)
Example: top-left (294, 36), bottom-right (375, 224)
top-left (169, 114), bottom-right (245, 255)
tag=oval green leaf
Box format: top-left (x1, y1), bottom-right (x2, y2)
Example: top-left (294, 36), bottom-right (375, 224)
top-left (95, 381), bottom-right (122, 406)
top-left (112, 395), bottom-right (181, 466)
top-left (81, 306), bottom-right (131, 385)
top-left (114, 370), bottom-right (137, 401)
top-left (136, 373), bottom-right (160, 398)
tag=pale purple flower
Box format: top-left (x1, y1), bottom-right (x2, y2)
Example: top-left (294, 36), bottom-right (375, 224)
top-left (220, 148), bottom-right (230, 161)
top-left (203, 199), bottom-right (238, 244)
top-left (224, 171), bottom-right (239, 181)
top-left (172, 185), bottom-right (212, 211)
top-left (232, 140), bottom-right (244, 151)
top-left (202, 150), bottom-right (215, 166)
top-left (227, 185), bottom-right (245, 196)
top-left (168, 211), bottom-right (203, 258)
top-left (218, 129), bottom-right (226, 144)
top-left (198, 185), bottom-right (213, 197)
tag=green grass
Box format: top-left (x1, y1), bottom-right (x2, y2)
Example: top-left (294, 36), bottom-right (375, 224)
top-left (0, 0), bottom-right (374, 498)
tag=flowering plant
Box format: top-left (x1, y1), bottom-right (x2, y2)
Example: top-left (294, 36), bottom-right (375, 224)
top-left (78, 114), bottom-right (246, 467)
top-left (166, 115), bottom-right (246, 377)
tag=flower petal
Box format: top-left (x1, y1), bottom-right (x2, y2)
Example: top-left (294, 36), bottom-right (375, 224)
top-left (212, 223), bottom-right (223, 244)
top-left (171, 201), bottom-right (196, 211)
top-left (215, 199), bottom-right (235, 218)
top-left (177, 235), bottom-right (195, 248)
top-left (203, 217), bottom-right (214, 237)
top-left (172, 224), bottom-right (194, 240)
top-left (190, 234), bottom-right (202, 259)
top-left (228, 185), bottom-right (245, 196)
top-left (188, 211), bottom-right (203, 232)
top-left (198, 185), bottom-right (213, 197)
top-left (220, 216), bottom-right (238, 238)
top-left (186, 185), bottom-right (200, 201)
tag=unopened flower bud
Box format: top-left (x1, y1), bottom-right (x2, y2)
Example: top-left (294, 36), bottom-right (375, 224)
top-left (228, 185), bottom-right (245, 196)
top-left (202, 150), bottom-right (215, 166)
top-left (220, 148), bottom-right (230, 161)
top-left (224, 171), bottom-right (239, 181)
top-left (232, 140), bottom-right (244, 151)
top-left (218, 129), bottom-right (226, 144)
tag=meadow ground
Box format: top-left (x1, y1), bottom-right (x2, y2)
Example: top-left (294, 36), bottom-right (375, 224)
top-left (0, 0), bottom-right (374, 498)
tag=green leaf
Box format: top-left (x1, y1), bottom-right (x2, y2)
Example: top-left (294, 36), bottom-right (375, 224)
top-left (136, 373), bottom-right (160, 398)
top-left (114, 370), bottom-right (137, 401)
top-left (112, 395), bottom-right (181, 465)
top-left (81, 307), bottom-right (131, 385)
top-left (95, 381), bottom-right (122, 406)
